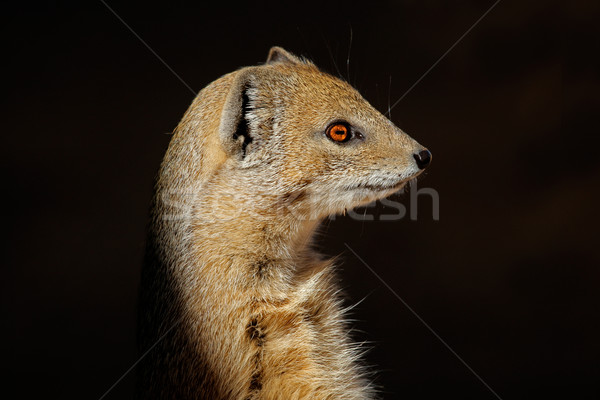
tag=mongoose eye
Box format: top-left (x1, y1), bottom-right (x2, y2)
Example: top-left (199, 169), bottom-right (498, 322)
top-left (326, 123), bottom-right (351, 143)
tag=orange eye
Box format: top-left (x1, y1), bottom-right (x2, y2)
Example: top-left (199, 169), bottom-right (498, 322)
top-left (326, 123), bottom-right (350, 143)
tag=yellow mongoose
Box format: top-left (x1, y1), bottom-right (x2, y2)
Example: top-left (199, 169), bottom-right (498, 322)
top-left (138, 47), bottom-right (431, 399)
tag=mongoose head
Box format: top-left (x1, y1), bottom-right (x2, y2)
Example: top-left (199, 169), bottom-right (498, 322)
top-left (213, 47), bottom-right (431, 220)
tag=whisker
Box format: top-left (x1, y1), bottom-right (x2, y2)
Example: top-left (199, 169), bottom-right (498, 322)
top-left (347, 24), bottom-right (353, 82)
top-left (322, 35), bottom-right (343, 79)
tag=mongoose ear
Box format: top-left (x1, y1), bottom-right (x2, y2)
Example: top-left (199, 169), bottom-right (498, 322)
top-left (219, 68), bottom-right (257, 159)
top-left (266, 46), bottom-right (302, 65)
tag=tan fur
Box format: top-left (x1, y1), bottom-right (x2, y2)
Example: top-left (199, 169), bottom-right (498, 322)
top-left (137, 47), bottom-right (430, 399)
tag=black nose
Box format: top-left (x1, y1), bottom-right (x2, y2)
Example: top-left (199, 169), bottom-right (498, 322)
top-left (413, 149), bottom-right (432, 169)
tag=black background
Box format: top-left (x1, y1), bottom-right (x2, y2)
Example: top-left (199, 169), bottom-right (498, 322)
top-left (3, 1), bottom-right (599, 399)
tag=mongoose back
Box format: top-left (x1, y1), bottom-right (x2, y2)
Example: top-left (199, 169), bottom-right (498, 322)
top-left (138, 47), bottom-right (431, 399)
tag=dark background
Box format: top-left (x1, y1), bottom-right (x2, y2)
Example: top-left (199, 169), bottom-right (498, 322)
top-left (3, 1), bottom-right (599, 399)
